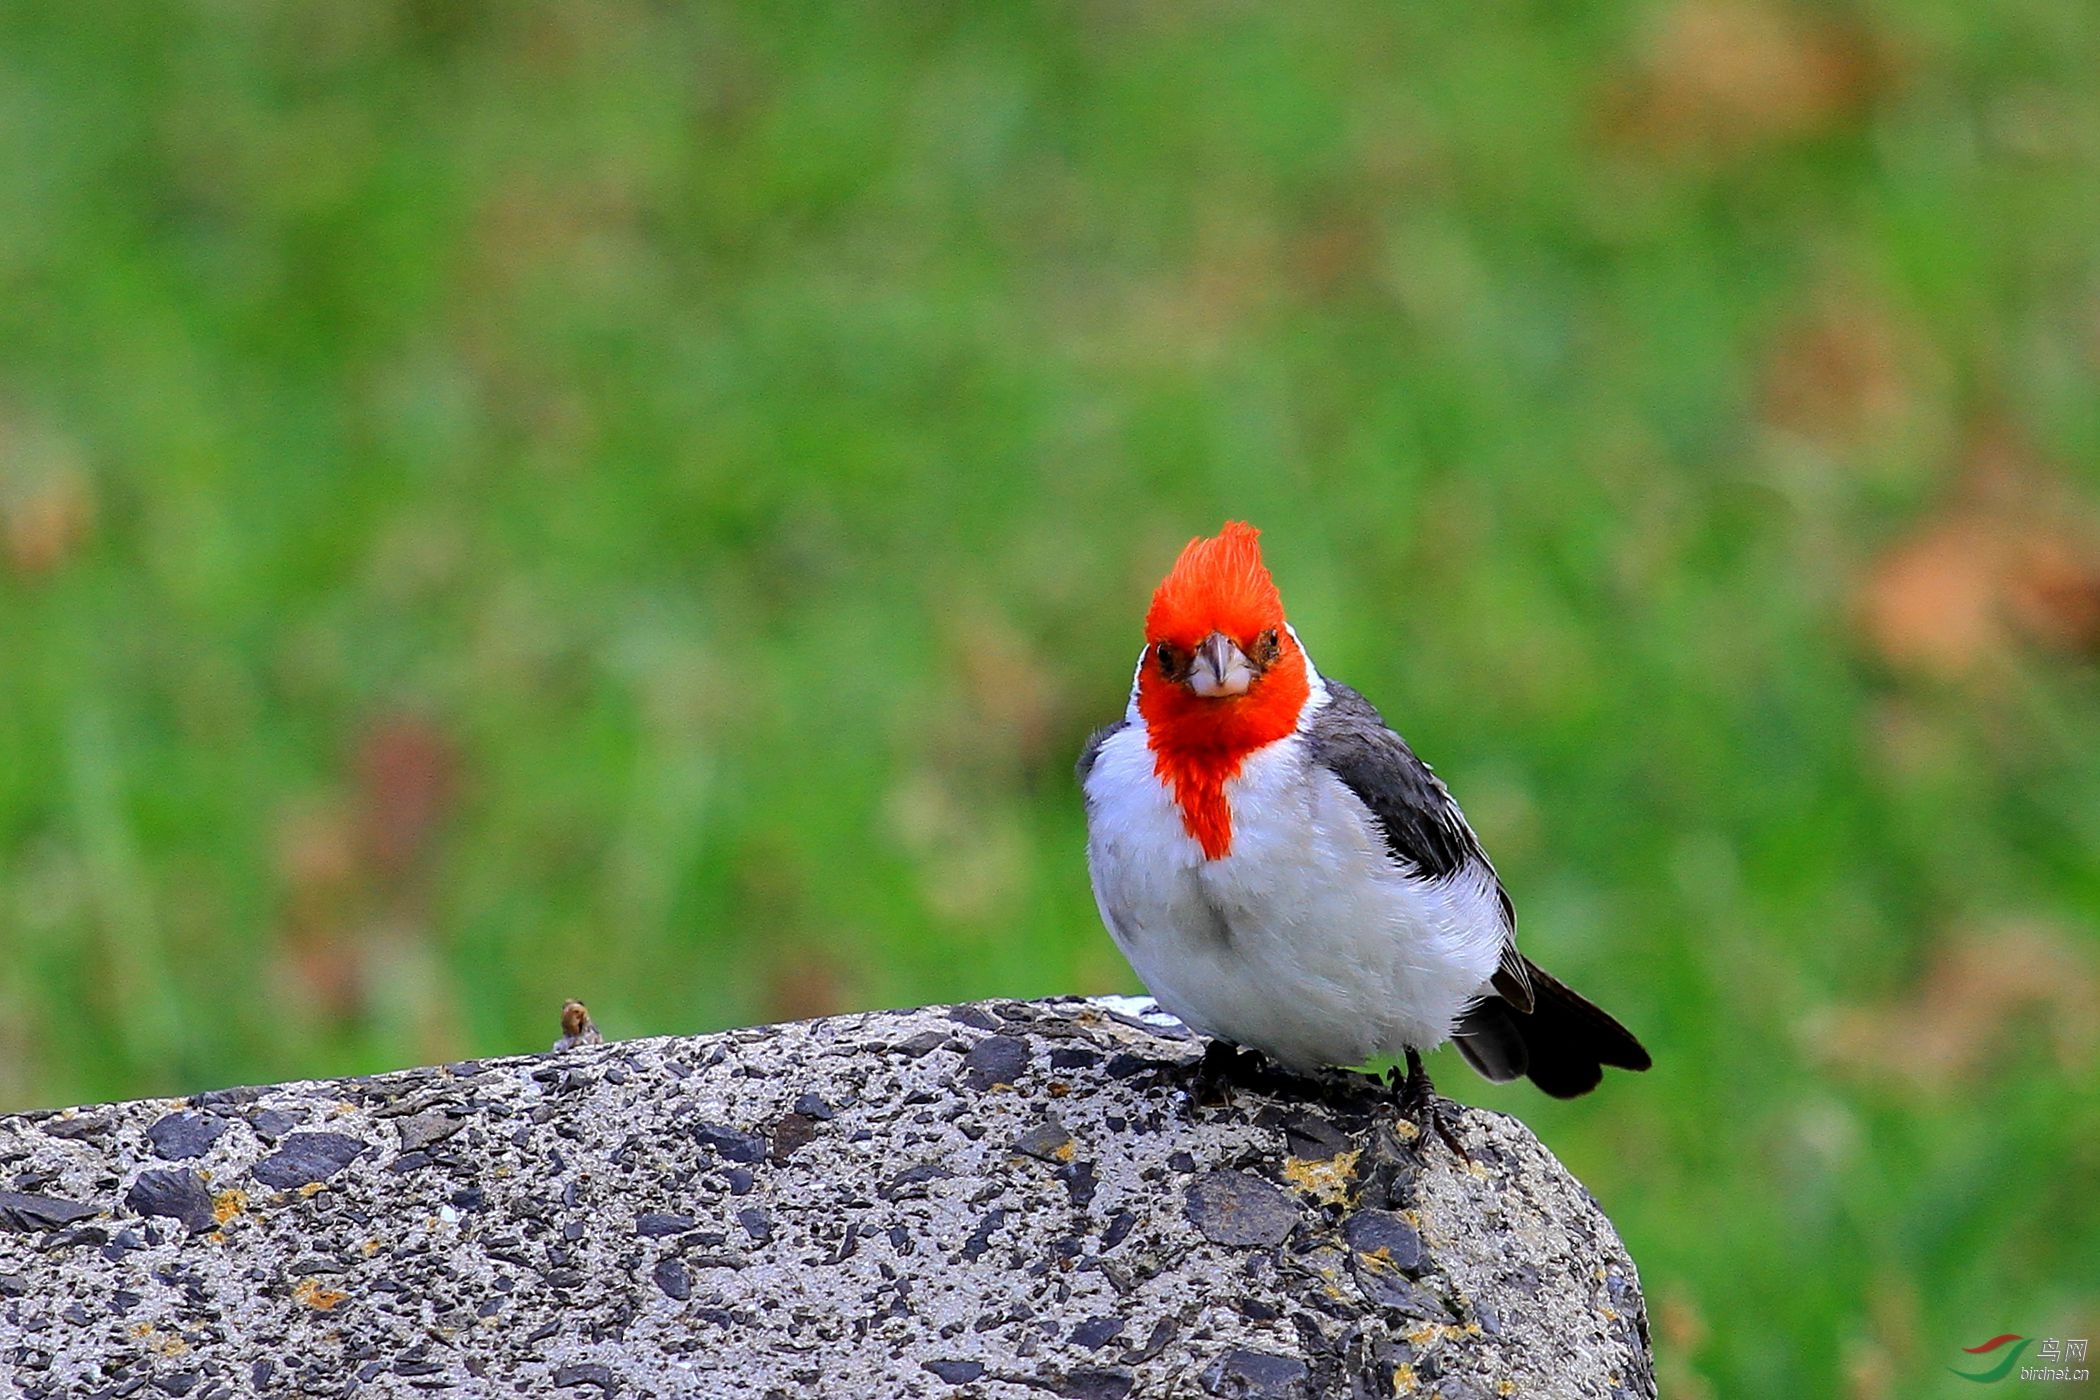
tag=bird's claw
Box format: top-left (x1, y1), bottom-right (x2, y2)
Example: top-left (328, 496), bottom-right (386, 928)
top-left (1389, 1050), bottom-right (1470, 1162)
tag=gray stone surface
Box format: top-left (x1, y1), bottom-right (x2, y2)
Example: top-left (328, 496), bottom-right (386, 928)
top-left (0, 997), bottom-right (1655, 1398)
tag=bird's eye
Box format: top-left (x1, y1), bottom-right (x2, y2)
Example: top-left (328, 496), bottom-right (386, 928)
top-left (1154, 643), bottom-right (1182, 676)
top-left (1255, 629), bottom-right (1281, 664)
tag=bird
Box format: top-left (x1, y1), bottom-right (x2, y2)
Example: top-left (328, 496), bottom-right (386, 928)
top-left (1078, 522), bottom-right (1648, 1146)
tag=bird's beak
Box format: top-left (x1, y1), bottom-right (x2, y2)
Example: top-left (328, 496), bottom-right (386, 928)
top-left (1188, 632), bottom-right (1255, 698)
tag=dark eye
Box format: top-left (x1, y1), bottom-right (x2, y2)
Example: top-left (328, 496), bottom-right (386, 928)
top-left (1154, 643), bottom-right (1182, 676)
top-left (1255, 629), bottom-right (1281, 664)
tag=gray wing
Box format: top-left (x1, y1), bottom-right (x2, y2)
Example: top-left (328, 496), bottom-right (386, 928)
top-left (1302, 682), bottom-right (1532, 1014)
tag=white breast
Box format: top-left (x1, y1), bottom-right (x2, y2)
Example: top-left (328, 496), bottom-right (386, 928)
top-left (1082, 720), bottom-right (1506, 1070)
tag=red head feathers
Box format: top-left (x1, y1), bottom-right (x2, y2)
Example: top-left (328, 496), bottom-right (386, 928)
top-left (1143, 521), bottom-right (1287, 652)
top-left (1136, 522), bottom-right (1312, 858)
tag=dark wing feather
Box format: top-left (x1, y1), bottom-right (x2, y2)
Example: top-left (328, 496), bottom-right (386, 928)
top-left (1303, 683), bottom-right (1532, 1011)
top-left (1457, 953), bottom-right (1652, 1097)
top-left (1306, 681), bottom-right (1645, 1096)
top-left (1491, 940), bottom-right (1535, 1015)
top-left (1302, 681), bottom-right (1512, 896)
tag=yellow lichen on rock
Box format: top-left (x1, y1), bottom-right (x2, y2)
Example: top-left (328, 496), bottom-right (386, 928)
top-left (127, 1323), bottom-right (189, 1356)
top-left (1281, 1147), bottom-right (1361, 1205)
top-left (293, 1277), bottom-right (348, 1311)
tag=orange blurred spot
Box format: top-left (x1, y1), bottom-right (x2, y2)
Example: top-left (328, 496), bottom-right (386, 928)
top-left (1761, 297), bottom-right (1917, 449)
top-left (0, 419), bottom-right (96, 579)
top-left (1605, 1), bottom-right (1884, 159)
top-left (1856, 438), bottom-right (2100, 676)
top-left (765, 950), bottom-right (857, 1024)
top-left (356, 716), bottom-right (461, 873)
top-left (1816, 923), bottom-right (2099, 1090)
top-left (1857, 519), bottom-right (2008, 678)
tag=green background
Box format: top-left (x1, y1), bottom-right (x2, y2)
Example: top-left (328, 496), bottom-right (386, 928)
top-left (2, 4), bottom-right (2096, 1393)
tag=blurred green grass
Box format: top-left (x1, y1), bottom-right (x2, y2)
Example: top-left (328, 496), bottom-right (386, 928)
top-left (3, 2), bottom-right (2098, 1393)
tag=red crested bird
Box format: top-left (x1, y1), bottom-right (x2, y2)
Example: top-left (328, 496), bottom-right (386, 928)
top-left (1079, 522), bottom-right (1648, 1146)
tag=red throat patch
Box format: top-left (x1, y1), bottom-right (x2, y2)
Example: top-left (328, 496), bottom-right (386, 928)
top-left (1136, 523), bottom-right (1310, 859)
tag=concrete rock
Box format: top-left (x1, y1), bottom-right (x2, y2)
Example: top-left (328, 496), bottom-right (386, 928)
top-left (0, 998), bottom-right (1655, 1398)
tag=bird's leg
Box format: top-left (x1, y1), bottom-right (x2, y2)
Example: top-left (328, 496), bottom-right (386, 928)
top-left (1191, 1038), bottom-right (1242, 1110)
top-left (1389, 1049), bottom-right (1469, 1161)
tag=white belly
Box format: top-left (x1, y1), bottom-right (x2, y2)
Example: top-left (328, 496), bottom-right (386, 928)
top-left (1083, 725), bottom-right (1505, 1069)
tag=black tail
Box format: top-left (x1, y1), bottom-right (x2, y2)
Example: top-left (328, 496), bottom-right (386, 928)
top-left (1453, 955), bottom-right (1650, 1098)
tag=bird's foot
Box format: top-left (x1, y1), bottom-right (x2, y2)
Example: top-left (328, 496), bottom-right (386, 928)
top-left (1388, 1049), bottom-right (1470, 1161)
top-left (1189, 1039), bottom-right (1252, 1113)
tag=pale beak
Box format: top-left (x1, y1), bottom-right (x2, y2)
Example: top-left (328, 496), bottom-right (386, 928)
top-left (1189, 632), bottom-right (1255, 697)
